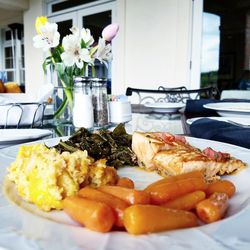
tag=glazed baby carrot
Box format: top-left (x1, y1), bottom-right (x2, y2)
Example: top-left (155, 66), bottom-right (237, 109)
top-left (123, 204), bottom-right (198, 235)
top-left (161, 191), bottom-right (206, 211)
top-left (78, 186), bottom-right (129, 227)
top-left (62, 196), bottom-right (115, 232)
top-left (196, 192), bottom-right (229, 224)
top-left (145, 170), bottom-right (204, 192)
top-left (116, 177), bottom-right (135, 189)
top-left (206, 179), bottom-right (236, 198)
top-left (98, 185), bottom-right (151, 205)
top-left (148, 177), bottom-right (208, 205)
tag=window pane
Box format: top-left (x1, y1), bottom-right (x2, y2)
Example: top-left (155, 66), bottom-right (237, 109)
top-left (200, 13), bottom-right (220, 89)
top-left (6, 71), bottom-right (14, 81)
top-left (52, 0), bottom-right (98, 13)
top-left (21, 45), bottom-right (25, 67)
top-left (5, 30), bottom-right (12, 41)
top-left (5, 47), bottom-right (13, 57)
top-left (57, 20), bottom-right (73, 43)
top-left (82, 10), bottom-right (111, 41)
top-left (5, 59), bottom-right (14, 69)
top-left (20, 70), bottom-right (25, 84)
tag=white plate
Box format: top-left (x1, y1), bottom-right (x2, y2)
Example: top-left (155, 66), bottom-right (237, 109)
top-left (0, 129), bottom-right (52, 147)
top-left (1, 137), bottom-right (250, 249)
top-left (203, 102), bottom-right (250, 117)
top-left (186, 116), bottom-right (250, 125)
top-left (144, 102), bottom-right (185, 113)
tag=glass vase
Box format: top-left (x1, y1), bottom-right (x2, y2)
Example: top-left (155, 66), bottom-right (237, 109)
top-left (53, 86), bottom-right (73, 125)
top-left (48, 63), bottom-right (74, 125)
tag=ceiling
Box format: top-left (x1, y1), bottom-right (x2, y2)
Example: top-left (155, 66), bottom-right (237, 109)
top-left (0, 0), bottom-right (28, 28)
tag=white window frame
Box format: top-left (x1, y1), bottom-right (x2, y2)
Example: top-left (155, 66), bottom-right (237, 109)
top-left (1, 29), bottom-right (25, 85)
top-left (47, 0), bottom-right (114, 17)
top-left (0, 30), bottom-right (3, 71)
top-left (77, 2), bottom-right (115, 27)
top-left (48, 11), bottom-right (77, 26)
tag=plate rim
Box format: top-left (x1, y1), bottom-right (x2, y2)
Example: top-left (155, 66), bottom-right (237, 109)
top-left (0, 129), bottom-right (52, 143)
top-left (2, 136), bottom-right (250, 233)
top-left (144, 102), bottom-right (185, 109)
top-left (186, 116), bottom-right (250, 125)
top-left (203, 102), bottom-right (250, 113)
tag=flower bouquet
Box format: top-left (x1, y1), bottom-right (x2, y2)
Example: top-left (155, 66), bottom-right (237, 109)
top-left (33, 16), bottom-right (119, 123)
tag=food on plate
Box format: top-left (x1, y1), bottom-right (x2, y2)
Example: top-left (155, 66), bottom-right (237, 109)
top-left (7, 144), bottom-right (118, 211)
top-left (145, 176), bottom-right (208, 205)
top-left (123, 204), bottom-right (198, 235)
top-left (116, 177), bottom-right (135, 188)
top-left (78, 186), bottom-right (129, 227)
top-left (98, 185), bottom-right (151, 205)
top-left (132, 131), bottom-right (246, 180)
top-left (54, 124), bottom-right (137, 168)
top-left (4, 123), bottom-right (244, 235)
top-left (161, 191), bottom-right (206, 211)
top-left (4, 82), bottom-right (22, 93)
top-left (145, 170), bottom-right (204, 190)
top-left (196, 192), bottom-right (229, 224)
top-left (62, 170), bottom-right (235, 234)
top-left (206, 179), bottom-right (236, 198)
top-left (63, 196), bottom-right (115, 233)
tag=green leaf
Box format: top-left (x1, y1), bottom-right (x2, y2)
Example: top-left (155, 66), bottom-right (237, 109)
top-left (81, 39), bottom-right (87, 48)
top-left (54, 97), bottom-right (68, 118)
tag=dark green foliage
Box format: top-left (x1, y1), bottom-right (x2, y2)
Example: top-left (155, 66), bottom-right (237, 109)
top-left (54, 123), bottom-right (137, 168)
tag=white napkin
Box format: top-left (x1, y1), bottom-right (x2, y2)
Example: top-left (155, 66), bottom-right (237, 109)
top-left (0, 84), bottom-right (53, 127)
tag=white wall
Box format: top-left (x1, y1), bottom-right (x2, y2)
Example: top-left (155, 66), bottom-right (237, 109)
top-left (112, 0), bottom-right (193, 94)
top-left (23, 0), bottom-right (45, 95)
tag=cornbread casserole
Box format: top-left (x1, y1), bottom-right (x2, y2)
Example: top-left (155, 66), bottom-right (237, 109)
top-left (7, 144), bottom-right (118, 211)
top-left (132, 131), bottom-right (246, 180)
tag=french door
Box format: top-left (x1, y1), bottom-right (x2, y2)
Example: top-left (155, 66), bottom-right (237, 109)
top-left (48, 2), bottom-right (115, 79)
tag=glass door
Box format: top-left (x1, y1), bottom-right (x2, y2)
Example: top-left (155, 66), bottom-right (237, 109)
top-left (77, 2), bottom-right (114, 80)
top-left (49, 12), bottom-right (77, 43)
top-left (200, 12), bottom-right (220, 89)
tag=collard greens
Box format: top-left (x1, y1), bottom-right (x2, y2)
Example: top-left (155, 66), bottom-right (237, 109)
top-left (54, 124), bottom-right (137, 168)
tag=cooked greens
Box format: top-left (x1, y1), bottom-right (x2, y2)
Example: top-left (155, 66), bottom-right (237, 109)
top-left (54, 123), bottom-right (137, 168)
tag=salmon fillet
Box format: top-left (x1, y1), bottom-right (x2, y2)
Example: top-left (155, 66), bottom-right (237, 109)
top-left (132, 131), bottom-right (246, 180)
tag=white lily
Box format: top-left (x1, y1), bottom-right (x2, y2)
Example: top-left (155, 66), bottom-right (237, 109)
top-left (33, 22), bottom-right (60, 51)
top-left (70, 26), bottom-right (80, 36)
top-left (81, 28), bottom-right (94, 47)
top-left (94, 38), bottom-right (112, 67)
top-left (61, 34), bottom-right (92, 69)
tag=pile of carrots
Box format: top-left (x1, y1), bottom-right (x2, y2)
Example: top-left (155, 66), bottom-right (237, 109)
top-left (62, 170), bottom-right (236, 235)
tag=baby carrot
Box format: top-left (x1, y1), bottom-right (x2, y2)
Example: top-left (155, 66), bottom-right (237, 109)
top-left (145, 170), bottom-right (204, 192)
top-left (148, 177), bottom-right (208, 205)
top-left (196, 192), bottom-right (229, 224)
top-left (62, 196), bottom-right (115, 233)
top-left (161, 191), bottom-right (206, 211)
top-left (78, 186), bottom-right (129, 227)
top-left (206, 179), bottom-right (236, 198)
top-left (123, 204), bottom-right (198, 235)
top-left (98, 185), bottom-right (151, 205)
top-left (116, 177), bottom-right (135, 189)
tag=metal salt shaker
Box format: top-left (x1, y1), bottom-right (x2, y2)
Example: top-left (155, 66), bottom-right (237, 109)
top-left (91, 78), bottom-right (109, 127)
top-left (72, 76), bottom-right (94, 128)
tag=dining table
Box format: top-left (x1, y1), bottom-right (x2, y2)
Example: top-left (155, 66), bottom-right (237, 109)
top-left (0, 105), bottom-right (250, 250)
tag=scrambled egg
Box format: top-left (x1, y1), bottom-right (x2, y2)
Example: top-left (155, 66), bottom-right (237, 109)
top-left (7, 144), bottom-right (118, 211)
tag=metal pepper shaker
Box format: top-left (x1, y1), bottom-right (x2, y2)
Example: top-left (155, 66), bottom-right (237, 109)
top-left (91, 78), bottom-right (109, 127)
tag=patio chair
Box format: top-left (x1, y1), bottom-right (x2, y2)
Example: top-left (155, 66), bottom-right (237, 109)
top-left (125, 86), bottom-right (216, 104)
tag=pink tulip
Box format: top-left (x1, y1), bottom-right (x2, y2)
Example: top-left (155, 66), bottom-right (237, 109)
top-left (102, 23), bottom-right (119, 42)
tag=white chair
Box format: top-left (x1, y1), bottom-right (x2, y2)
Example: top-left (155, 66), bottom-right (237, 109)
top-left (220, 90), bottom-right (250, 100)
